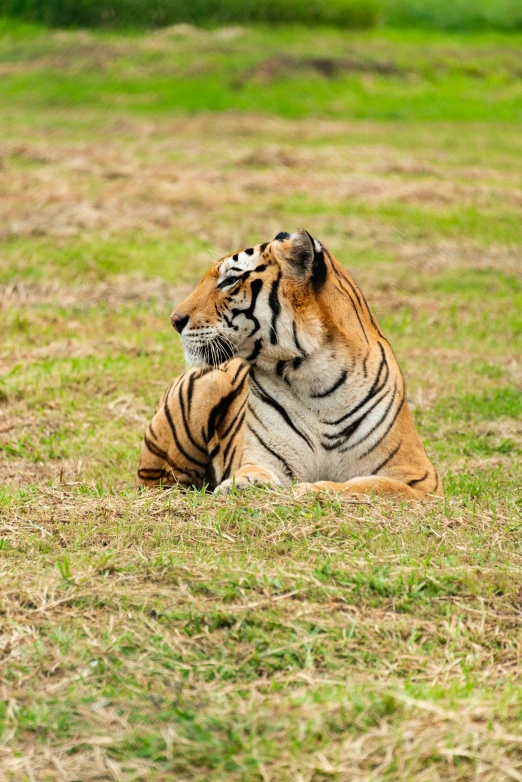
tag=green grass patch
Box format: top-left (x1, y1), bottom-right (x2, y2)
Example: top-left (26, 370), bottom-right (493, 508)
top-left (0, 234), bottom-right (212, 284)
top-left (286, 197), bottom-right (522, 245)
top-left (442, 387), bottom-right (522, 422)
top-left (2, 25), bottom-right (522, 120)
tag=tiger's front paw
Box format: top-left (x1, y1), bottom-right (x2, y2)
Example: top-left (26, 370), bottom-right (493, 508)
top-left (214, 477), bottom-right (253, 495)
top-left (292, 482), bottom-right (322, 497)
top-left (215, 467), bottom-right (283, 495)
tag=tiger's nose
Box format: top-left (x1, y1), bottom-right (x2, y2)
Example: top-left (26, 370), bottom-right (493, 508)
top-left (171, 313), bottom-right (189, 334)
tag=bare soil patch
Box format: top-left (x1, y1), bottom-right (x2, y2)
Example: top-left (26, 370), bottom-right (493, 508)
top-left (243, 55), bottom-right (403, 84)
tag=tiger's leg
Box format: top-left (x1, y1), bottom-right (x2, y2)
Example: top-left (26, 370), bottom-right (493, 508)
top-left (136, 358), bottom-right (250, 490)
top-left (202, 359), bottom-right (250, 488)
top-left (136, 375), bottom-right (199, 488)
top-left (294, 476), bottom-right (440, 501)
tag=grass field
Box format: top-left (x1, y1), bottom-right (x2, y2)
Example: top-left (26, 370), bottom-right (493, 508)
top-left (1, 21), bottom-right (521, 781)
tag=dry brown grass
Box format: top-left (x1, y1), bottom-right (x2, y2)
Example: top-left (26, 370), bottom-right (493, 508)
top-left (0, 278), bottom-right (192, 312)
top-left (0, 488), bottom-right (521, 780)
top-left (2, 116), bottom-right (522, 244)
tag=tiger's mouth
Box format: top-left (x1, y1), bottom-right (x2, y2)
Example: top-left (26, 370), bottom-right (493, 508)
top-left (184, 334), bottom-right (238, 367)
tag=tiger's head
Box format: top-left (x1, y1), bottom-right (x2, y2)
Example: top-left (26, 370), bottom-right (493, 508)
top-left (171, 230), bottom-right (331, 368)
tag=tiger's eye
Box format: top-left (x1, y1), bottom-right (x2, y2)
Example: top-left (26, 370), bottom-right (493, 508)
top-left (218, 277), bottom-right (239, 291)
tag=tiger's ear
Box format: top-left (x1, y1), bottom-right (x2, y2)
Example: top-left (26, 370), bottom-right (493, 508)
top-left (273, 229), bottom-right (327, 290)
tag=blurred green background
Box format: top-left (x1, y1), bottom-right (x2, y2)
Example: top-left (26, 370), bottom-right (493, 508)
top-left (2, 0), bottom-right (522, 31)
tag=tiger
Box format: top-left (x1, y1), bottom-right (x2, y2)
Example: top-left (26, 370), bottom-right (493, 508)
top-left (136, 229), bottom-right (442, 500)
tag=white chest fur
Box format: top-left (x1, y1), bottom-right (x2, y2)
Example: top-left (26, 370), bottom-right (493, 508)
top-left (244, 351), bottom-right (387, 484)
